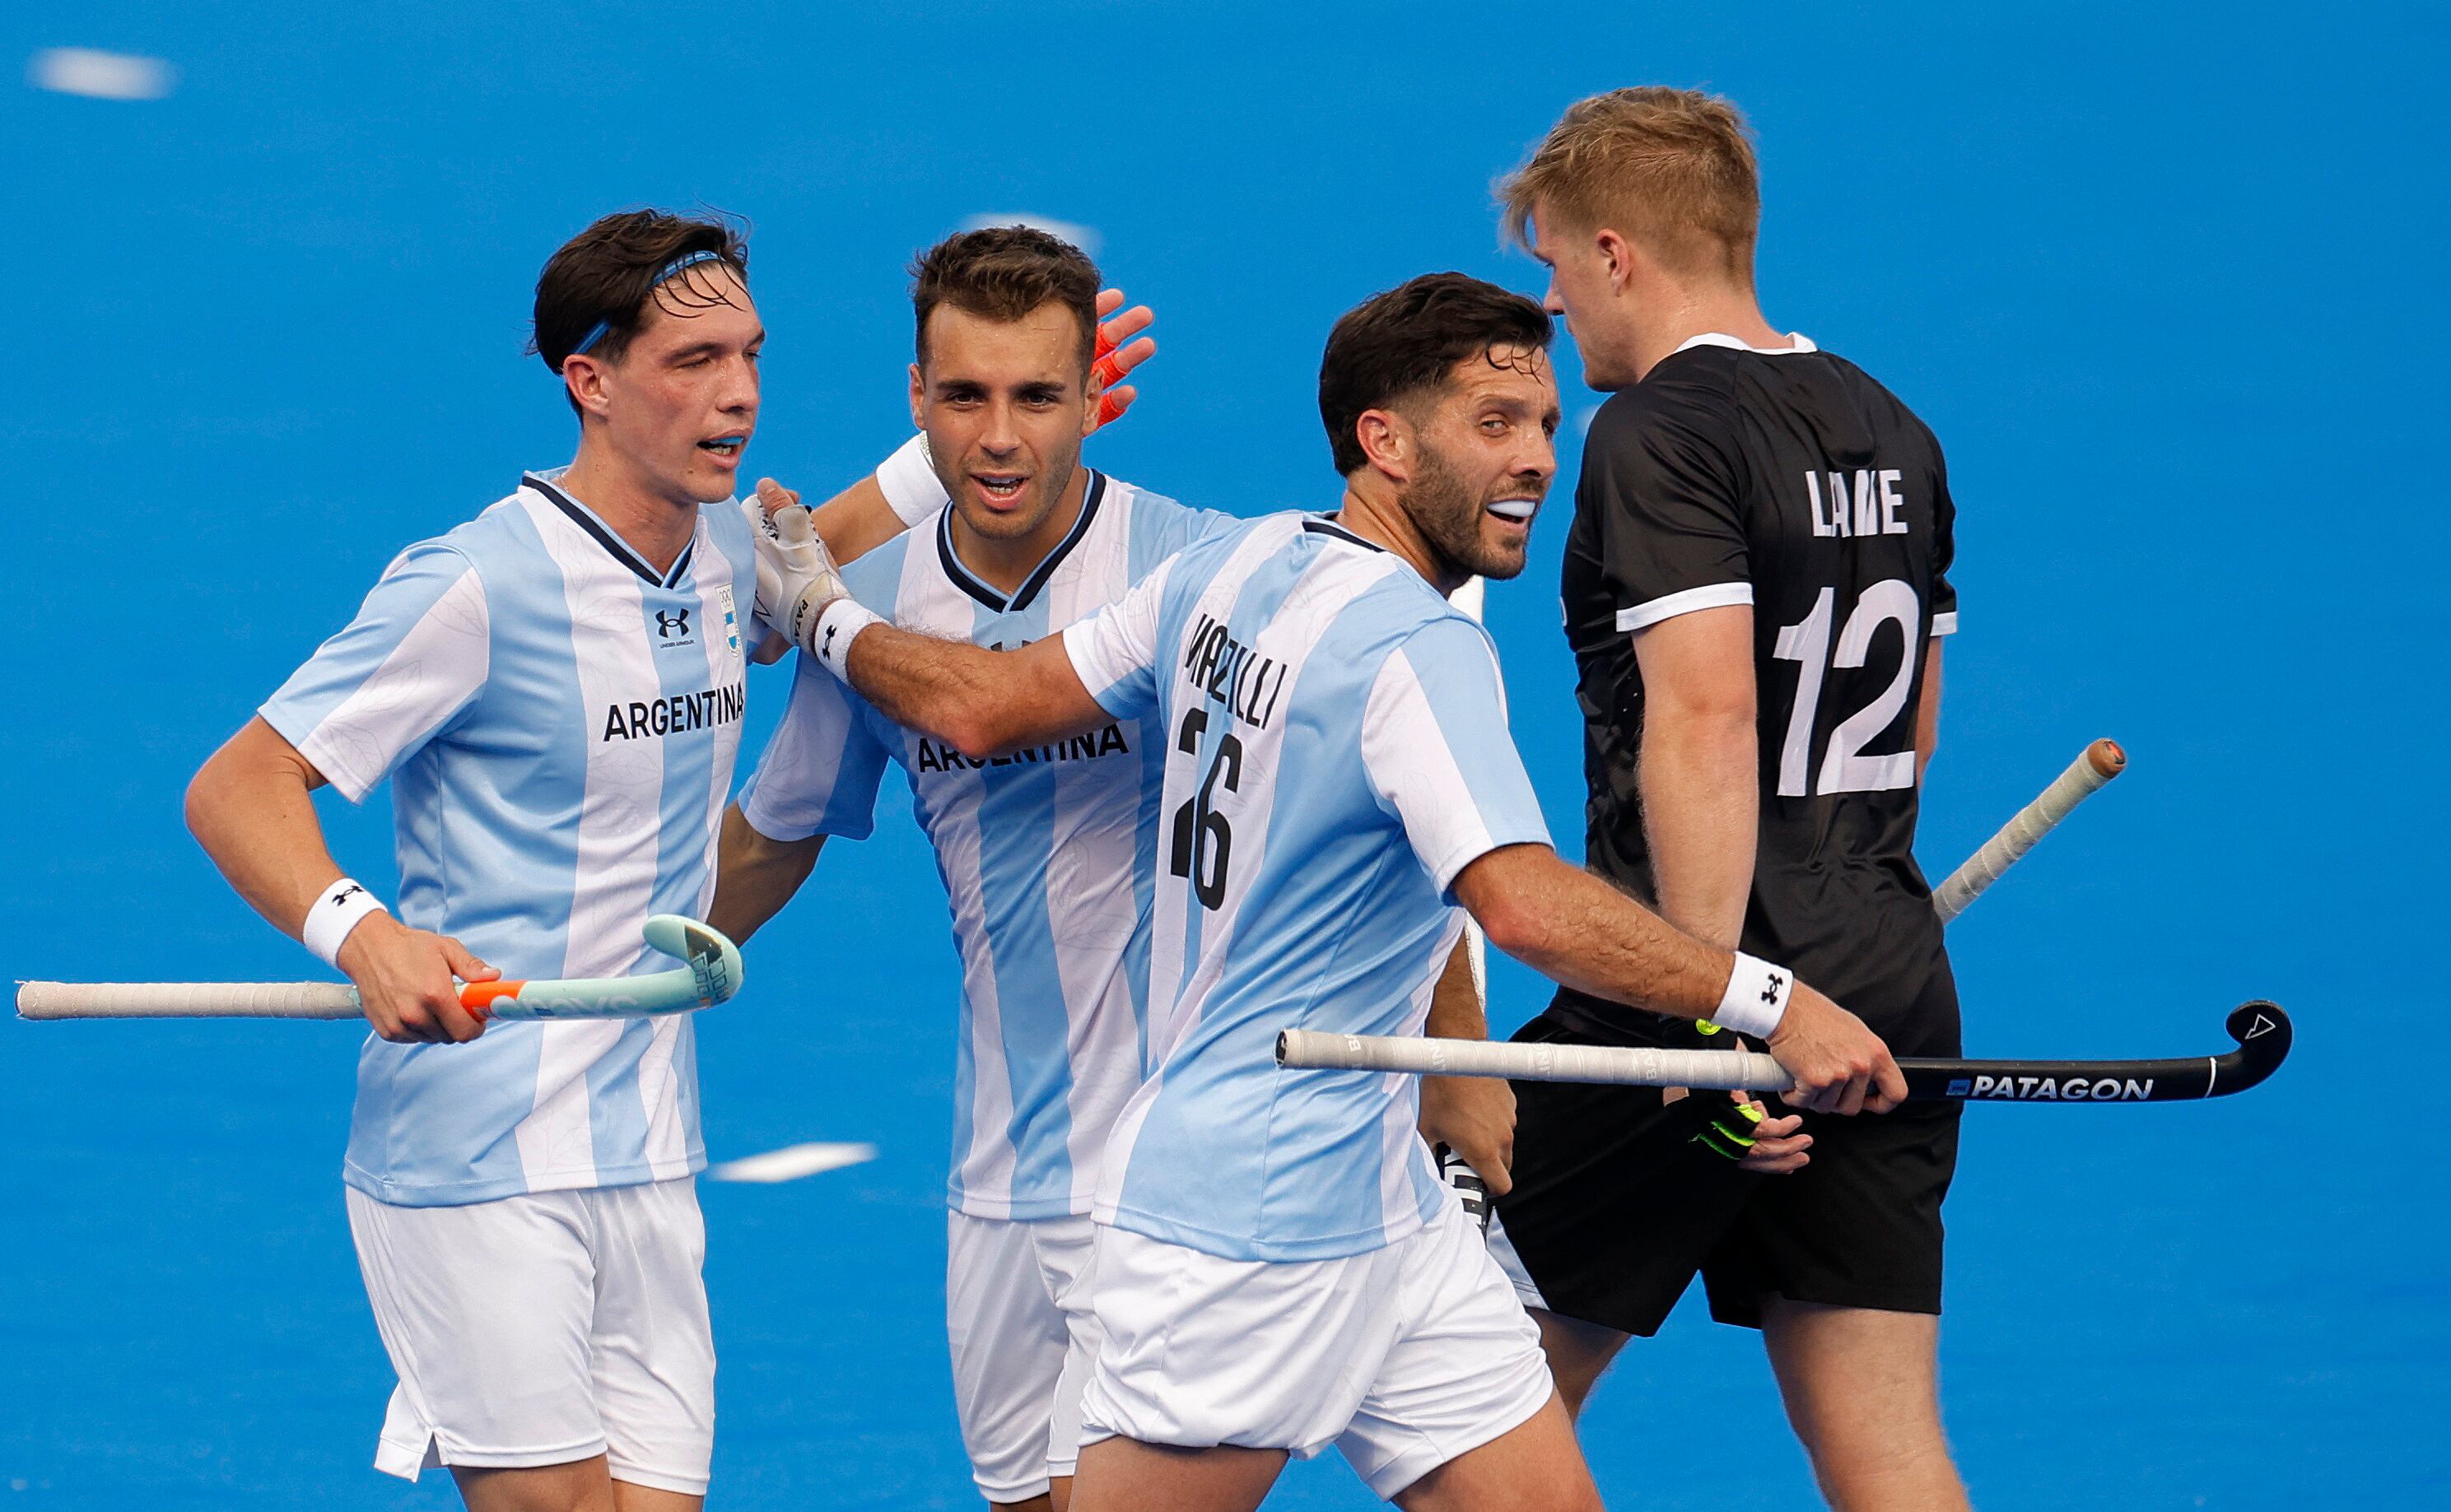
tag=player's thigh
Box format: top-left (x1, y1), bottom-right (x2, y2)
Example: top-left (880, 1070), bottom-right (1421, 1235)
top-left (1391, 1393), bottom-right (1600, 1512)
top-left (449, 1458), bottom-right (701, 1512)
top-left (948, 1211), bottom-right (1076, 1502)
top-left (1338, 1197), bottom-right (1563, 1501)
top-left (1762, 1298), bottom-right (1967, 1511)
top-left (1069, 1438), bottom-right (1286, 1512)
top-left (1527, 1307), bottom-right (1633, 1420)
top-left (347, 1187), bottom-right (603, 1466)
top-left (1076, 1224), bottom-right (1398, 1462)
top-left (583, 1179), bottom-right (715, 1500)
top-left (450, 1455), bottom-right (617, 1512)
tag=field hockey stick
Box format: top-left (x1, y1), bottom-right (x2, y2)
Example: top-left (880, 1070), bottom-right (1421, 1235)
top-left (1931, 739), bottom-right (2127, 923)
top-left (16, 914), bottom-right (743, 1023)
top-left (1278, 1002), bottom-right (2289, 1104)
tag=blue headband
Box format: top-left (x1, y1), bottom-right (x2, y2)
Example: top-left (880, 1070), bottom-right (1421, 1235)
top-left (569, 249), bottom-right (729, 357)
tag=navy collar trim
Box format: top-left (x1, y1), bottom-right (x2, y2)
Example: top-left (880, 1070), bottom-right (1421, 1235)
top-left (936, 470), bottom-right (1108, 614)
top-left (1302, 515), bottom-right (1385, 552)
top-left (524, 473), bottom-right (695, 589)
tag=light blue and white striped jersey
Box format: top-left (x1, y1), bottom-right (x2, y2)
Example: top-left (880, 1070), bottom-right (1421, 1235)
top-left (1062, 512), bottom-right (1551, 1263)
top-left (737, 472), bottom-right (1236, 1221)
top-left (260, 469), bottom-right (756, 1207)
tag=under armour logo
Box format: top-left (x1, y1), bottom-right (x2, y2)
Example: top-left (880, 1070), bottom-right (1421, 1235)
top-left (329, 883), bottom-right (364, 908)
top-left (822, 622), bottom-right (839, 652)
top-left (1762, 974), bottom-right (1786, 1007)
top-left (656, 609), bottom-right (692, 639)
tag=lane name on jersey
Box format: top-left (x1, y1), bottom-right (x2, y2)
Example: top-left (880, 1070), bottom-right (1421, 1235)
top-left (1805, 468), bottom-right (1914, 538)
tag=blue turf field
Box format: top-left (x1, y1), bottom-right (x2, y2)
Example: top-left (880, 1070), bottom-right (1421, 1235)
top-left (4, 4), bottom-right (2445, 1506)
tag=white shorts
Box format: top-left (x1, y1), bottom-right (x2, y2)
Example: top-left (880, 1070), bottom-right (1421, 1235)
top-left (1079, 1192), bottom-right (1554, 1499)
top-left (345, 1176), bottom-right (715, 1496)
top-left (946, 1210), bottom-right (1102, 1502)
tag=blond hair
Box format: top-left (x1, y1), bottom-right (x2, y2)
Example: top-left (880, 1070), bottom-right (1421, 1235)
top-left (1498, 87), bottom-right (1761, 283)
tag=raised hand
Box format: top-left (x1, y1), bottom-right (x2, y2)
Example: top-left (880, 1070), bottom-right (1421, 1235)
top-left (746, 477), bottom-right (850, 654)
top-left (1089, 287), bottom-right (1158, 430)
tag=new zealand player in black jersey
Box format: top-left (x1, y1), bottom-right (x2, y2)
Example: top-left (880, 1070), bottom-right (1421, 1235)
top-left (1480, 89), bottom-right (1971, 1509)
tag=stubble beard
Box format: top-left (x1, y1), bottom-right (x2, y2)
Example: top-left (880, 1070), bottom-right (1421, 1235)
top-left (1400, 442), bottom-right (1535, 585)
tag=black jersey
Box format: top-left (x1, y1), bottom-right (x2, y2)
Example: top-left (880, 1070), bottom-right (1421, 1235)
top-left (1557, 336), bottom-right (1959, 1039)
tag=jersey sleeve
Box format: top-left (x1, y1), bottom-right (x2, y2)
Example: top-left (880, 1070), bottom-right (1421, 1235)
top-left (1583, 395), bottom-right (1752, 635)
top-left (1929, 450), bottom-right (1960, 637)
top-left (1062, 554), bottom-right (1176, 720)
top-left (1358, 616), bottom-right (1552, 896)
top-left (259, 542), bottom-right (490, 803)
top-left (736, 652), bottom-right (891, 842)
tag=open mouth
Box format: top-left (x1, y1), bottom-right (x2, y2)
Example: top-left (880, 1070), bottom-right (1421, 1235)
top-left (1486, 498), bottom-right (1538, 523)
top-left (698, 435), bottom-right (746, 460)
top-left (973, 472), bottom-right (1029, 505)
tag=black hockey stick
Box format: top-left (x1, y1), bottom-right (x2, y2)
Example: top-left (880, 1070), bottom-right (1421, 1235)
top-left (1276, 1002), bottom-right (2291, 1105)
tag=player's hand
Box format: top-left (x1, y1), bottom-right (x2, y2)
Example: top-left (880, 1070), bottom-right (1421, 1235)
top-left (1764, 981), bottom-right (1906, 1116)
top-left (1089, 287), bottom-right (1157, 431)
top-left (1417, 1074), bottom-right (1517, 1196)
top-left (745, 478), bottom-right (849, 654)
top-left (337, 914), bottom-right (494, 1045)
top-left (1732, 1095), bottom-right (1811, 1175)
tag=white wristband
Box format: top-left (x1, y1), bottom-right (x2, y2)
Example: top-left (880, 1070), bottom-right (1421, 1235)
top-left (812, 598), bottom-right (883, 681)
top-left (1710, 952), bottom-right (1794, 1039)
top-left (874, 435), bottom-right (948, 526)
top-left (303, 877), bottom-right (389, 970)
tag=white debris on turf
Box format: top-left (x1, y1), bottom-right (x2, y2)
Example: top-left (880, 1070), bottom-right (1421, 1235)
top-left (708, 1142), bottom-right (879, 1184)
top-left (29, 48), bottom-right (177, 100)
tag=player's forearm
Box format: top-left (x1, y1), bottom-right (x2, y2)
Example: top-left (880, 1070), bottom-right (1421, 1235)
top-left (1422, 932), bottom-right (1487, 1040)
top-left (809, 476), bottom-right (911, 565)
top-left (844, 628), bottom-right (1107, 759)
top-left (707, 805), bottom-right (824, 944)
top-left (183, 717), bottom-right (345, 940)
top-left (1636, 703), bottom-right (1758, 950)
top-left (1457, 844), bottom-right (1731, 1022)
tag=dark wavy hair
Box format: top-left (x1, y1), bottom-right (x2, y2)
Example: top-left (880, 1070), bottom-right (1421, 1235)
top-left (530, 209), bottom-right (750, 412)
top-left (1317, 273), bottom-right (1553, 477)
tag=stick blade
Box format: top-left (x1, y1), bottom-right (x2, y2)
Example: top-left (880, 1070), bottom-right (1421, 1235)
top-left (2220, 1000), bottom-right (2291, 1092)
top-left (641, 914), bottom-right (744, 1007)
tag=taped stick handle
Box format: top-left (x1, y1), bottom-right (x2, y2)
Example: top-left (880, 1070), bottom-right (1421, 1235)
top-left (14, 979), bottom-right (529, 1021)
top-left (1931, 738), bottom-right (2126, 923)
top-left (16, 981), bottom-right (365, 1020)
top-left (1276, 1027), bottom-right (1795, 1091)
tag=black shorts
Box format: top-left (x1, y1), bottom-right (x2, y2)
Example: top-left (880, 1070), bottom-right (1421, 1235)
top-left (1490, 965), bottom-right (1962, 1336)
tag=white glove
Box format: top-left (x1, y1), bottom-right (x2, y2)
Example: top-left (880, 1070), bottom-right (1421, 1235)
top-left (743, 479), bottom-right (849, 654)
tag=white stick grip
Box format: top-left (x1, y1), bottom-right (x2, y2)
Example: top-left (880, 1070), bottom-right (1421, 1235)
top-left (16, 981), bottom-right (363, 1020)
top-left (1276, 1029), bottom-right (1795, 1091)
top-left (1932, 738), bottom-right (2125, 923)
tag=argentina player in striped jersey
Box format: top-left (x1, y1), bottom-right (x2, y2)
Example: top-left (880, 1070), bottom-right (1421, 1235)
top-left (184, 212), bottom-right (769, 1511)
top-left (710, 228), bottom-right (1232, 1512)
top-left (756, 275), bottom-right (1903, 1511)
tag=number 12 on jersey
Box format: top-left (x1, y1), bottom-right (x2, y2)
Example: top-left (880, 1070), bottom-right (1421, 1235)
top-left (1772, 578), bottom-right (1922, 798)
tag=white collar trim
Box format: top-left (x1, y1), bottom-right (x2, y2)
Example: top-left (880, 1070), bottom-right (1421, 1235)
top-left (1675, 330), bottom-right (1818, 356)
